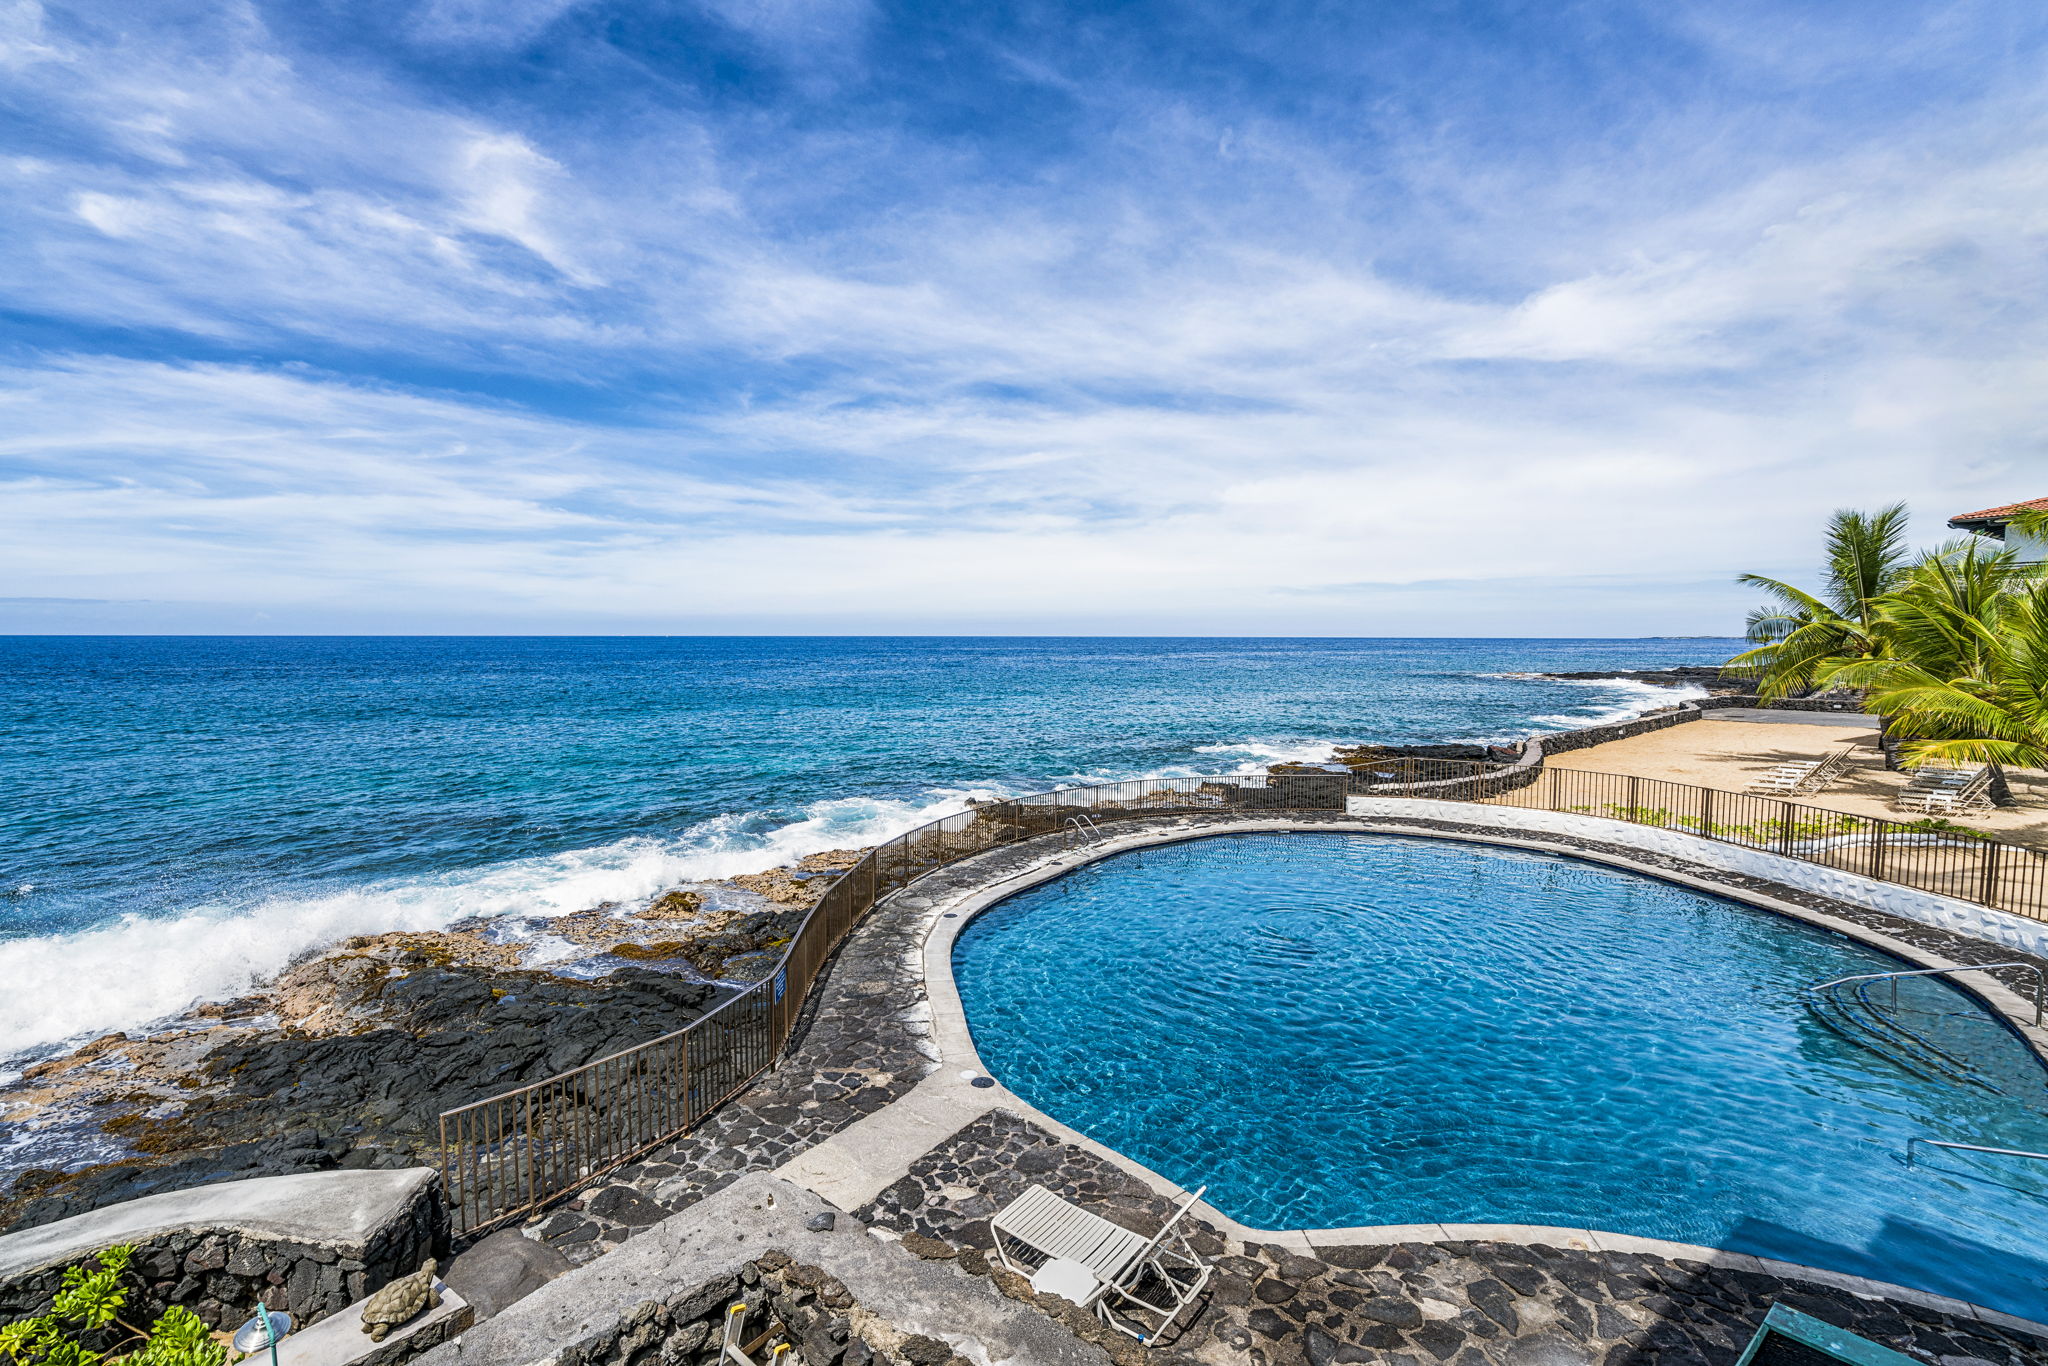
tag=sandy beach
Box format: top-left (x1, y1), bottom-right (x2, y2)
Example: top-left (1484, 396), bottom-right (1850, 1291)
top-left (1547, 710), bottom-right (2048, 842)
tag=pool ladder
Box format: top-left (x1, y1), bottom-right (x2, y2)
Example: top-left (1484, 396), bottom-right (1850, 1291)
top-left (1062, 814), bottom-right (1107, 849)
top-left (1804, 963), bottom-right (2045, 1025)
top-left (1800, 964), bottom-right (2046, 1097)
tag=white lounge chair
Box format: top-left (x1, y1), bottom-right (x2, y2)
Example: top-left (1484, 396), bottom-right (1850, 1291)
top-left (991, 1184), bottom-right (1214, 1344)
top-left (1893, 765), bottom-right (1992, 816)
top-left (1748, 762), bottom-right (1820, 795)
top-left (1747, 746), bottom-right (1856, 797)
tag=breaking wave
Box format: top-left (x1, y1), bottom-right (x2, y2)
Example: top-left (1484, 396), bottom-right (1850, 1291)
top-left (0, 786), bottom-right (1011, 1068)
top-left (1190, 738), bottom-right (1350, 770)
top-left (1525, 677), bottom-right (1710, 731)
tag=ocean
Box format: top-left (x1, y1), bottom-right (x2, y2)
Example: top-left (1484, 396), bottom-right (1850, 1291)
top-left (0, 635), bottom-right (1739, 1068)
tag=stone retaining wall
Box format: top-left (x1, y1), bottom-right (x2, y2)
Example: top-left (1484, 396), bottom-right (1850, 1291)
top-left (1534, 703), bottom-right (1704, 754)
top-left (556, 1251), bottom-right (967, 1366)
top-left (1534, 691), bottom-right (1871, 759)
top-left (0, 1172), bottom-right (444, 1334)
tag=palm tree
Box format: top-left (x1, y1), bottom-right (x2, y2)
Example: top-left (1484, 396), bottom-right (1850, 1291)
top-left (1817, 511), bottom-right (2048, 791)
top-left (1859, 535), bottom-right (2024, 684)
top-left (1821, 575), bottom-right (2048, 773)
top-left (1727, 503), bottom-right (1912, 698)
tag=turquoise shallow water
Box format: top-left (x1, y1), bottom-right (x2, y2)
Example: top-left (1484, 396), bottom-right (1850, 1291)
top-left (955, 833), bottom-right (2048, 1322)
top-left (0, 635), bottom-right (1737, 1063)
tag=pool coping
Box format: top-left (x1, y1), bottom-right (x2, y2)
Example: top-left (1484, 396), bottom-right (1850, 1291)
top-left (822, 813), bottom-right (2048, 1340)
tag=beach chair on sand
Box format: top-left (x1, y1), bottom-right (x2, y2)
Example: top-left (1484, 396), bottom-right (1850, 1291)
top-left (1893, 765), bottom-right (1992, 817)
top-left (1748, 760), bottom-right (1823, 795)
top-left (991, 1184), bottom-right (1214, 1344)
top-left (1747, 745), bottom-right (1855, 797)
top-left (1792, 745), bottom-right (1854, 794)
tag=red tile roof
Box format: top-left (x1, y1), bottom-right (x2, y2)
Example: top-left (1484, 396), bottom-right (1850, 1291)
top-left (1949, 496), bottom-right (2048, 525)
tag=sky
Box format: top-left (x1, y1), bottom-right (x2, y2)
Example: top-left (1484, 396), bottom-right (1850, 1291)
top-left (2, 0), bottom-right (2046, 636)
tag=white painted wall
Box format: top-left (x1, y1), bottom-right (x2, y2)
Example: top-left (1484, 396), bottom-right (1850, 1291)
top-left (1348, 796), bottom-right (2048, 959)
top-left (2007, 523), bottom-right (2048, 562)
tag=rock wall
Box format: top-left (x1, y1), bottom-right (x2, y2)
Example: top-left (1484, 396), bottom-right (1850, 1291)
top-left (1692, 694), bottom-right (1868, 714)
top-left (555, 1251), bottom-right (967, 1366)
top-left (1534, 704), bottom-right (1703, 755)
top-left (0, 1172), bottom-right (444, 1334)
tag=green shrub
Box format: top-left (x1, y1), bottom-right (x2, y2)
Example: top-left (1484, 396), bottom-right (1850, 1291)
top-left (0, 1247), bottom-right (227, 1366)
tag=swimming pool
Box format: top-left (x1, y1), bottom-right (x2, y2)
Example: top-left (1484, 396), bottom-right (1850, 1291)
top-left (952, 833), bottom-right (2048, 1321)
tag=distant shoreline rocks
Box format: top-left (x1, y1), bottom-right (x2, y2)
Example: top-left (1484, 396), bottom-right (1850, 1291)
top-left (1535, 664), bottom-right (1753, 690)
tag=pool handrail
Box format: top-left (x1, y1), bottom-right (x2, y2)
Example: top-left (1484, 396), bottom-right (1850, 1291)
top-left (1063, 813), bottom-right (1107, 848)
top-left (1804, 963), bottom-right (2045, 1027)
top-left (1906, 1137), bottom-right (2048, 1165)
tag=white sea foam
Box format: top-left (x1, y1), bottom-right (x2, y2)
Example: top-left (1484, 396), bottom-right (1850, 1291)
top-left (1191, 738), bottom-right (1350, 770)
top-left (0, 785), bottom-right (1013, 1067)
top-left (1526, 677), bottom-right (1710, 732)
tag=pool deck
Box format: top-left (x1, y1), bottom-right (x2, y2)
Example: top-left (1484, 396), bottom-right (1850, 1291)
top-left (470, 811), bottom-right (2048, 1366)
top-left (1549, 713), bottom-right (2048, 842)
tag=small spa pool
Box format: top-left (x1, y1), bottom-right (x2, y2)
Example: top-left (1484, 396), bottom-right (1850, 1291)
top-left (953, 833), bottom-right (2048, 1321)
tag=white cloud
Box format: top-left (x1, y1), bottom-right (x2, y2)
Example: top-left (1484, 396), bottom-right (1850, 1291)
top-left (454, 132), bottom-right (599, 285)
top-left (2, 2), bottom-right (2047, 632)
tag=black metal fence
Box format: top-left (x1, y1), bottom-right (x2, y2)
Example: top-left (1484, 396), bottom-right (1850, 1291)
top-left (1349, 758), bottom-right (2048, 920)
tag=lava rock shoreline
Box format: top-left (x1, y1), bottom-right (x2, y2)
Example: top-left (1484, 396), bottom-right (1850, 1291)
top-left (0, 851), bottom-right (864, 1234)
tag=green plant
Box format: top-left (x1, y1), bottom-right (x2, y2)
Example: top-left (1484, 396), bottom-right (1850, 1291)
top-left (1824, 575), bottom-right (2048, 772)
top-left (1894, 817), bottom-right (1994, 841)
top-left (0, 1248), bottom-right (227, 1366)
top-left (1728, 503), bottom-right (1912, 698)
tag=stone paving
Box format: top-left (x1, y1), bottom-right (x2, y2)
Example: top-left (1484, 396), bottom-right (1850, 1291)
top-left (856, 1109), bottom-right (2048, 1366)
top-left (509, 810), bottom-right (2048, 1363)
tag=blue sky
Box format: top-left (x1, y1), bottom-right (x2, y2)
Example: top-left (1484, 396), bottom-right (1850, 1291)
top-left (2, 0), bottom-right (2046, 634)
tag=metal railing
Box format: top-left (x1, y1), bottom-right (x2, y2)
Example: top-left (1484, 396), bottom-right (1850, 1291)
top-left (1805, 964), bottom-right (2046, 1026)
top-left (435, 772), bottom-right (1350, 1234)
top-left (1350, 758), bottom-right (2048, 922)
top-left (1907, 1138), bottom-right (2048, 1166)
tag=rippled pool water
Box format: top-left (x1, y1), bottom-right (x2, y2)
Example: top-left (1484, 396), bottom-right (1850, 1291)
top-left (953, 833), bottom-right (2048, 1321)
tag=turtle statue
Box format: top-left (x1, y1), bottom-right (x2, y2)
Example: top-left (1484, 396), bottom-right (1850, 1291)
top-left (360, 1259), bottom-right (441, 1342)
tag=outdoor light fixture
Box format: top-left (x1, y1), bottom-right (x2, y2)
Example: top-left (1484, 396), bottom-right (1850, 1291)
top-left (231, 1309), bottom-right (291, 1365)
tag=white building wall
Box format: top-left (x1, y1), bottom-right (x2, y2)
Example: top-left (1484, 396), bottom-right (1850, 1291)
top-left (2007, 523), bottom-right (2048, 562)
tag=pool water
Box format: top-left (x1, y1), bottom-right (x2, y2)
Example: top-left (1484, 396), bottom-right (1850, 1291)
top-left (953, 834), bottom-right (2048, 1321)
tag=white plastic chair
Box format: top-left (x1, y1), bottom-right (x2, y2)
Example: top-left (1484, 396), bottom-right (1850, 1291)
top-left (991, 1184), bottom-right (1214, 1344)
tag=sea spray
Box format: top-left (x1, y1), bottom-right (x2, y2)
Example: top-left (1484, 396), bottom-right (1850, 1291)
top-left (1526, 677), bottom-right (1711, 730)
top-left (0, 785), bottom-right (1011, 1066)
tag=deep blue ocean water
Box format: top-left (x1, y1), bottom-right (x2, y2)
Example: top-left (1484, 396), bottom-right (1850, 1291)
top-left (0, 635), bottom-right (1738, 1065)
top-left (955, 834), bottom-right (2048, 1321)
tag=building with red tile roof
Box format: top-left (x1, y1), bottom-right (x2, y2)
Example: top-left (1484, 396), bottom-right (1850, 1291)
top-left (1949, 496), bottom-right (2048, 561)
